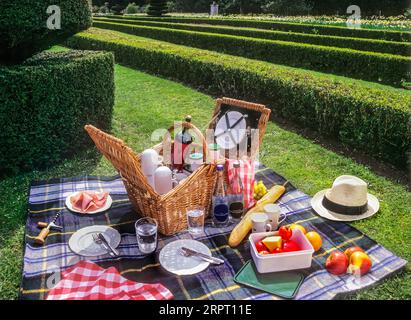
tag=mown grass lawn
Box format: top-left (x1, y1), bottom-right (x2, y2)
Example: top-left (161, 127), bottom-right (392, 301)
top-left (0, 60), bottom-right (409, 300)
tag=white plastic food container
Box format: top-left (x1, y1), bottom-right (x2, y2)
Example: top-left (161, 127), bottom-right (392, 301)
top-left (249, 229), bottom-right (314, 273)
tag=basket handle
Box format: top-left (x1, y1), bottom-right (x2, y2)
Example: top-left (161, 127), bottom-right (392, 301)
top-left (161, 121), bottom-right (208, 164)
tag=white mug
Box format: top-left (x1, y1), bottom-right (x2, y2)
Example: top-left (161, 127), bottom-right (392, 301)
top-left (263, 204), bottom-right (286, 230)
top-left (251, 213), bottom-right (272, 233)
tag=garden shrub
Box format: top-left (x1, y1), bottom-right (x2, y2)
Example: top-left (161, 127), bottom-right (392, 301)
top-left (147, 0), bottom-right (168, 17)
top-left (0, 50), bottom-right (115, 175)
top-left (111, 15), bottom-right (411, 42)
top-left (93, 21), bottom-right (411, 86)
top-left (0, 0), bottom-right (92, 64)
top-left (95, 17), bottom-right (411, 56)
top-left (125, 2), bottom-right (140, 14)
top-left (66, 28), bottom-right (411, 168)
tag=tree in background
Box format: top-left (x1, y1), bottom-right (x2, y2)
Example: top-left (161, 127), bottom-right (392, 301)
top-left (261, 0), bottom-right (313, 15)
top-left (163, 0), bottom-right (410, 16)
top-left (125, 2), bottom-right (140, 13)
top-left (147, 0), bottom-right (168, 16)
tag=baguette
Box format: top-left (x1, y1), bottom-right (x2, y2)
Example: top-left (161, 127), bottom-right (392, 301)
top-left (228, 182), bottom-right (287, 247)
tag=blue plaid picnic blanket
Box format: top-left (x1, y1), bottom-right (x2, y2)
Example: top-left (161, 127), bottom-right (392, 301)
top-left (20, 163), bottom-right (407, 300)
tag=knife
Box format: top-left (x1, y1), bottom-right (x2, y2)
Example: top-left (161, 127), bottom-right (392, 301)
top-left (181, 247), bottom-right (224, 265)
top-left (98, 233), bottom-right (119, 256)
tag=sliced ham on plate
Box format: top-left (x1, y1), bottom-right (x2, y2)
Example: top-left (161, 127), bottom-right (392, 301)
top-left (70, 191), bottom-right (109, 213)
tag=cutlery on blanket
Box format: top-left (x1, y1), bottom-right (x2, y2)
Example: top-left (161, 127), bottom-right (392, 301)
top-left (180, 247), bottom-right (224, 265)
top-left (92, 233), bottom-right (119, 256)
top-left (34, 212), bottom-right (63, 245)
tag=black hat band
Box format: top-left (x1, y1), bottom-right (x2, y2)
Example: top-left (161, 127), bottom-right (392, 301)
top-left (322, 195), bottom-right (368, 216)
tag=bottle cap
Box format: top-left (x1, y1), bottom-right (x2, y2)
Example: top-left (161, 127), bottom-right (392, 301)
top-left (216, 164), bottom-right (224, 171)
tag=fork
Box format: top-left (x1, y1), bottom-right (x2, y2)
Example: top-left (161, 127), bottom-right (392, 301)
top-left (92, 233), bottom-right (117, 257)
top-left (179, 247), bottom-right (224, 265)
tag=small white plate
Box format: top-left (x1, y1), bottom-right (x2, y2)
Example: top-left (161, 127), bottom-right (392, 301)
top-left (159, 239), bottom-right (211, 276)
top-left (69, 225), bottom-right (121, 257)
top-left (65, 191), bottom-right (112, 214)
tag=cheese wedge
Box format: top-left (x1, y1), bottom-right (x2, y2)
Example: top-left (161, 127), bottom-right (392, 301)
top-left (262, 236), bottom-right (282, 252)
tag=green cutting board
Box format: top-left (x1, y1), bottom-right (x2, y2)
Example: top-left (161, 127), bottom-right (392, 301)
top-left (234, 260), bottom-right (305, 299)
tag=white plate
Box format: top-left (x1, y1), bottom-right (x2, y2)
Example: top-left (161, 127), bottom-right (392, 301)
top-left (159, 239), bottom-right (211, 276)
top-left (65, 191), bottom-right (112, 214)
top-left (69, 225), bottom-right (121, 257)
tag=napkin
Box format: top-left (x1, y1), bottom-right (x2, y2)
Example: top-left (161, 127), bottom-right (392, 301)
top-left (47, 261), bottom-right (173, 300)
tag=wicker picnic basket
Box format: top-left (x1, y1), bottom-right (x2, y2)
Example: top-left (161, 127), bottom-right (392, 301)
top-left (85, 97), bottom-right (271, 236)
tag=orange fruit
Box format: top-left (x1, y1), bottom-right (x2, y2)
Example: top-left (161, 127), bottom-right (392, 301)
top-left (305, 231), bottom-right (322, 251)
top-left (289, 224), bottom-right (307, 235)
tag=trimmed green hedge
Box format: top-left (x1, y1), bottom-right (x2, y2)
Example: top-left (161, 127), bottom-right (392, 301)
top-left (93, 21), bottom-right (411, 87)
top-left (108, 16), bottom-right (411, 42)
top-left (0, 50), bottom-right (115, 174)
top-left (66, 28), bottom-right (411, 168)
top-left (95, 17), bottom-right (411, 57)
top-left (0, 0), bottom-right (92, 64)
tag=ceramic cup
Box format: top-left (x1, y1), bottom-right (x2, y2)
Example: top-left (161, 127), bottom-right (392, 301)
top-left (251, 213), bottom-right (272, 233)
top-left (263, 204), bottom-right (286, 230)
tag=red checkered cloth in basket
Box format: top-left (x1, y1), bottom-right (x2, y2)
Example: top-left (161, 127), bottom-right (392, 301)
top-left (226, 159), bottom-right (256, 209)
top-left (46, 261), bottom-right (173, 300)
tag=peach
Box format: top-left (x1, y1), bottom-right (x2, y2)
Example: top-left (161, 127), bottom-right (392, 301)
top-left (344, 246), bottom-right (364, 260)
top-left (348, 251), bottom-right (372, 276)
top-left (325, 251), bottom-right (349, 275)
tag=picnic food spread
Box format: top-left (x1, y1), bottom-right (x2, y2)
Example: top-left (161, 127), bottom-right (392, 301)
top-left (22, 97), bottom-right (398, 301)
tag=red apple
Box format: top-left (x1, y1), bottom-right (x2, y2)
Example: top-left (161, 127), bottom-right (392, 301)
top-left (344, 246), bottom-right (364, 260)
top-left (348, 251), bottom-right (372, 276)
top-left (325, 251), bottom-right (349, 275)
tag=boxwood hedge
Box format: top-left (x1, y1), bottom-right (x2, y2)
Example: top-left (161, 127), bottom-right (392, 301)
top-left (109, 16), bottom-right (411, 42)
top-left (93, 21), bottom-right (411, 87)
top-left (0, 50), bottom-right (115, 175)
top-left (95, 17), bottom-right (411, 57)
top-left (66, 28), bottom-right (411, 168)
top-left (0, 0), bottom-right (92, 64)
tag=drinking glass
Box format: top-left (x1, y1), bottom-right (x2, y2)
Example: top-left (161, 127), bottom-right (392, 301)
top-left (135, 217), bottom-right (158, 254)
top-left (186, 207), bottom-right (205, 235)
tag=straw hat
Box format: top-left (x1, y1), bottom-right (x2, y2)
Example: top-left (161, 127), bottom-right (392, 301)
top-left (311, 175), bottom-right (379, 222)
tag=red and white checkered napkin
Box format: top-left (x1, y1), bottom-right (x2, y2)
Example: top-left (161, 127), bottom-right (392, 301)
top-left (47, 260), bottom-right (173, 300)
top-left (226, 159), bottom-right (256, 209)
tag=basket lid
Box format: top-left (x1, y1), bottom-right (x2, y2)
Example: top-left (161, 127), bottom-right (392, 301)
top-left (209, 98), bottom-right (271, 158)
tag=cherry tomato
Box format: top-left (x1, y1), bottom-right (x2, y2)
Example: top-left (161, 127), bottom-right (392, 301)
top-left (259, 250), bottom-right (270, 255)
top-left (255, 240), bottom-right (268, 253)
top-left (282, 240), bottom-right (300, 252)
top-left (279, 226), bottom-right (293, 241)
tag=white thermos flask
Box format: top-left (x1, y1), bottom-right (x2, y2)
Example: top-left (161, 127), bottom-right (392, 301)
top-left (154, 166), bottom-right (173, 195)
top-left (141, 149), bottom-right (159, 188)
